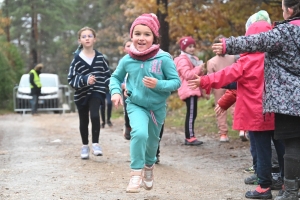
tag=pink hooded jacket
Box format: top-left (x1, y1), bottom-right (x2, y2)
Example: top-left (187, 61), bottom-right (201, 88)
top-left (200, 21), bottom-right (274, 131)
top-left (174, 54), bottom-right (204, 100)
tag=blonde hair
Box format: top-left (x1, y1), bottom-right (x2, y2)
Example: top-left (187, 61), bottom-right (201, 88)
top-left (77, 27), bottom-right (96, 39)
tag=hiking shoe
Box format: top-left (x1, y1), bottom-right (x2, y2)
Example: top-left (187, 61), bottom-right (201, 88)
top-left (107, 121), bottom-right (113, 127)
top-left (244, 165), bottom-right (255, 173)
top-left (245, 174), bottom-right (259, 185)
top-left (92, 143), bottom-right (103, 156)
top-left (271, 177), bottom-right (283, 190)
top-left (126, 170), bottom-right (142, 193)
top-left (81, 145), bottom-right (89, 159)
top-left (101, 122), bottom-right (105, 128)
top-left (239, 130), bottom-right (249, 142)
top-left (142, 165), bottom-right (154, 190)
top-left (245, 186), bottom-right (272, 199)
top-left (220, 133), bottom-right (229, 142)
top-left (185, 137), bottom-right (203, 146)
top-left (123, 126), bottom-right (131, 140)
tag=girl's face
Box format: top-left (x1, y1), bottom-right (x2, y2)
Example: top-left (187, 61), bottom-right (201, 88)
top-left (78, 30), bottom-right (96, 49)
top-left (132, 25), bottom-right (154, 52)
top-left (123, 41), bottom-right (132, 54)
top-left (185, 44), bottom-right (196, 55)
top-left (282, 0), bottom-right (293, 20)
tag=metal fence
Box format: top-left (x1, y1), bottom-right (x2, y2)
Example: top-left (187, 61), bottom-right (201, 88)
top-left (13, 85), bottom-right (73, 114)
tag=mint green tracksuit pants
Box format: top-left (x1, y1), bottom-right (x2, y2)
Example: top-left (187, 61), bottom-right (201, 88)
top-left (126, 102), bottom-right (166, 169)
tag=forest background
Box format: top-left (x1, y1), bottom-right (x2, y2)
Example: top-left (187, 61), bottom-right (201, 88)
top-left (0, 0), bottom-right (282, 111)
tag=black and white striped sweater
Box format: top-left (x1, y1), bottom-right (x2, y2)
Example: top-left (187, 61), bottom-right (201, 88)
top-left (68, 50), bottom-right (111, 106)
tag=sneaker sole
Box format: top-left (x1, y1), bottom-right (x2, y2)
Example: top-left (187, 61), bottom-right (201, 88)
top-left (93, 151), bottom-right (103, 156)
top-left (184, 141), bottom-right (204, 146)
top-left (245, 193), bottom-right (272, 199)
top-left (142, 182), bottom-right (153, 190)
top-left (81, 155), bottom-right (89, 159)
top-left (240, 135), bottom-right (248, 142)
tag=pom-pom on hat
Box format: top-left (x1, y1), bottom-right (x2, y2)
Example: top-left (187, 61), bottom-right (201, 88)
top-left (179, 36), bottom-right (196, 51)
top-left (245, 10), bottom-right (271, 31)
top-left (130, 13), bottom-right (160, 38)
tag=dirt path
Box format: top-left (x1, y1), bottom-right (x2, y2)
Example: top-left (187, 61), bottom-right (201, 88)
top-left (0, 113), bottom-right (278, 200)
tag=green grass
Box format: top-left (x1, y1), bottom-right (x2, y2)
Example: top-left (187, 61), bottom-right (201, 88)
top-left (111, 93), bottom-right (238, 139)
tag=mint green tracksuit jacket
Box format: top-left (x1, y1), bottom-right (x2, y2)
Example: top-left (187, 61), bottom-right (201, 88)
top-left (109, 49), bottom-right (181, 169)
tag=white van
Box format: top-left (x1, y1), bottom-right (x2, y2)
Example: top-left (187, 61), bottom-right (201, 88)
top-left (16, 73), bottom-right (63, 111)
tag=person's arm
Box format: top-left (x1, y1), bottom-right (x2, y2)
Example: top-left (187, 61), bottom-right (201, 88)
top-left (176, 56), bottom-right (203, 80)
top-left (218, 89), bottom-right (237, 110)
top-left (154, 57), bottom-right (181, 92)
top-left (29, 72), bottom-right (37, 88)
top-left (214, 28), bottom-right (283, 55)
top-left (67, 57), bottom-right (90, 89)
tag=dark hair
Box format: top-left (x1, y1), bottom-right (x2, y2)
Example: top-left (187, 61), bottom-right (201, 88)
top-left (153, 35), bottom-right (160, 45)
top-left (284, 0), bottom-right (300, 18)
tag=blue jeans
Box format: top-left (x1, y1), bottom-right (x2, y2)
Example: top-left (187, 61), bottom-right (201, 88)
top-left (31, 94), bottom-right (39, 114)
top-left (253, 130), bottom-right (285, 188)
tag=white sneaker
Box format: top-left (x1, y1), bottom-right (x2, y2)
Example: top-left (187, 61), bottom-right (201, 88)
top-left (239, 130), bottom-right (249, 142)
top-left (126, 170), bottom-right (142, 193)
top-left (92, 143), bottom-right (103, 156)
top-left (81, 145), bottom-right (89, 159)
top-left (142, 165), bottom-right (154, 190)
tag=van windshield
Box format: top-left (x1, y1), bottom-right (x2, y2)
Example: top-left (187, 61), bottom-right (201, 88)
top-left (19, 74), bottom-right (58, 88)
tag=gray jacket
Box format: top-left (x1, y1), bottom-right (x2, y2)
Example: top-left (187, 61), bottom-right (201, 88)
top-left (224, 18), bottom-right (300, 116)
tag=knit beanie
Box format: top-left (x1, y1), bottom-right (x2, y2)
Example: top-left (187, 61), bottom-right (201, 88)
top-left (130, 13), bottom-right (160, 38)
top-left (245, 10), bottom-right (271, 31)
top-left (179, 36), bottom-right (196, 51)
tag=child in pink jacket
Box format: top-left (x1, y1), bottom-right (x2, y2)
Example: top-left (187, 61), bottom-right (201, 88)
top-left (174, 36), bottom-right (205, 146)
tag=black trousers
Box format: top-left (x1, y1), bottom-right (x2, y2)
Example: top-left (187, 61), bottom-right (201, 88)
top-left (184, 96), bottom-right (198, 139)
top-left (77, 98), bottom-right (102, 145)
top-left (283, 137), bottom-right (300, 180)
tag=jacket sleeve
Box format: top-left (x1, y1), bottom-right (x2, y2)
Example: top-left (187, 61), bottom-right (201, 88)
top-left (200, 55), bottom-right (247, 92)
top-left (67, 58), bottom-right (90, 90)
top-left (175, 56), bottom-right (203, 80)
top-left (29, 72), bottom-right (37, 88)
top-left (109, 58), bottom-right (126, 95)
top-left (155, 57), bottom-right (181, 92)
top-left (224, 28), bottom-right (283, 55)
top-left (218, 89), bottom-right (237, 110)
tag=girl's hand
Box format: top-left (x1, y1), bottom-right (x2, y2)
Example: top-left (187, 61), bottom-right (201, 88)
top-left (143, 76), bottom-right (157, 88)
top-left (111, 94), bottom-right (123, 109)
top-left (187, 74), bottom-right (201, 90)
top-left (88, 75), bottom-right (96, 85)
top-left (212, 42), bottom-right (223, 55)
top-left (214, 104), bottom-right (225, 115)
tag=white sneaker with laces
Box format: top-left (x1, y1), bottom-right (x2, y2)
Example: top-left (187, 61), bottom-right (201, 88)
top-left (92, 143), bottom-right (103, 156)
top-left (81, 145), bottom-right (89, 159)
top-left (126, 170), bottom-right (142, 193)
top-left (142, 165), bottom-right (154, 190)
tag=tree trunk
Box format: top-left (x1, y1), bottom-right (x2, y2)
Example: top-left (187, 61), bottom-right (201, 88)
top-left (31, 3), bottom-right (39, 67)
top-left (156, 0), bottom-right (169, 52)
top-left (4, 0), bottom-right (10, 42)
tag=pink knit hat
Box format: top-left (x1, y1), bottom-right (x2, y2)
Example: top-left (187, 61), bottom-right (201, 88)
top-left (179, 36), bottom-right (196, 51)
top-left (130, 13), bottom-right (160, 38)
